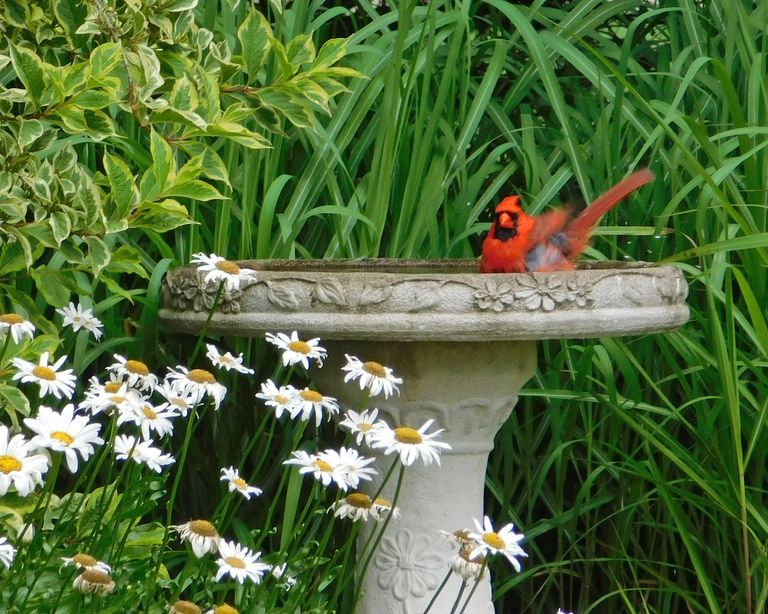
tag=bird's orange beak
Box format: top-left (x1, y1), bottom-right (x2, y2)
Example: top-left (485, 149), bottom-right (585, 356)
top-left (498, 211), bottom-right (516, 229)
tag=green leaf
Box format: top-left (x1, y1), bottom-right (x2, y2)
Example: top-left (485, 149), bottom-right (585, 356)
top-left (132, 199), bottom-right (194, 232)
top-left (162, 180), bottom-right (225, 202)
top-left (286, 34), bottom-right (316, 69)
top-left (312, 37), bottom-right (348, 70)
top-left (83, 235), bottom-right (111, 277)
top-left (104, 152), bottom-right (138, 219)
top-left (238, 10), bottom-right (272, 84)
top-left (17, 119), bottom-right (44, 148)
top-left (0, 384), bottom-right (31, 420)
top-left (49, 211), bottom-right (72, 245)
top-left (88, 42), bottom-right (123, 81)
top-left (136, 44), bottom-right (164, 100)
top-left (168, 75), bottom-right (198, 112)
top-left (70, 90), bottom-right (114, 110)
top-left (206, 121), bottom-right (272, 149)
top-left (53, 0), bottom-right (87, 47)
top-left (9, 43), bottom-right (47, 108)
top-left (105, 245), bottom-right (149, 279)
top-left (30, 266), bottom-right (75, 307)
top-left (149, 107), bottom-right (208, 130)
top-left (150, 129), bottom-right (174, 189)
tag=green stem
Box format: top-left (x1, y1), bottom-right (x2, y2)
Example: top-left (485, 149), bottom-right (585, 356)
top-left (422, 568), bottom-right (454, 614)
top-left (456, 560), bottom-right (488, 614)
top-left (449, 580), bottom-right (468, 614)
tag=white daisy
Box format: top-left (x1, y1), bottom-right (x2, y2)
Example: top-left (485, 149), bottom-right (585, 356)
top-left (11, 352), bottom-right (77, 400)
top-left (0, 425), bottom-right (50, 496)
top-left (114, 435), bottom-right (175, 473)
top-left (0, 536), bottom-right (17, 569)
top-left (204, 604), bottom-right (239, 614)
top-left (339, 408), bottom-right (386, 446)
top-left (450, 549), bottom-right (485, 581)
top-left (288, 388), bottom-right (339, 427)
top-left (467, 516), bottom-right (528, 572)
top-left (331, 492), bottom-right (381, 522)
top-left (107, 354), bottom-right (158, 392)
top-left (72, 569), bottom-right (115, 594)
top-left (171, 519), bottom-right (220, 558)
top-left (368, 419), bottom-right (451, 467)
top-left (220, 466), bottom-right (262, 500)
top-left (215, 540), bottom-right (270, 584)
top-left (61, 552), bottom-right (111, 574)
top-left (264, 331), bottom-right (327, 369)
top-left (190, 253), bottom-right (257, 292)
top-left (164, 366), bottom-right (227, 411)
top-left (117, 401), bottom-right (178, 440)
top-left (557, 610), bottom-right (574, 614)
top-left (206, 344), bottom-right (254, 375)
top-left (341, 354), bottom-right (402, 398)
top-left (283, 450), bottom-right (348, 490)
top-left (78, 382), bottom-right (143, 416)
top-left (0, 313), bottom-right (35, 344)
top-left (154, 380), bottom-right (198, 417)
top-left (321, 447), bottom-right (376, 489)
top-left (55, 302), bottom-right (104, 340)
top-left (24, 404), bottom-right (104, 473)
top-left (255, 379), bottom-right (297, 419)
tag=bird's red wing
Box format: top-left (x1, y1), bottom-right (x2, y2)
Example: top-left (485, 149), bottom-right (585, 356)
top-left (529, 208), bottom-right (570, 245)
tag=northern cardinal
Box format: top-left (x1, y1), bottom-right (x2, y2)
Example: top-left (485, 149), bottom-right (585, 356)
top-left (480, 169), bottom-right (655, 273)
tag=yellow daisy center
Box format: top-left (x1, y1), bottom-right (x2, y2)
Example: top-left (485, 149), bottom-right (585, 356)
top-left (32, 365), bottom-right (57, 381)
top-left (51, 431), bottom-right (74, 445)
top-left (454, 529), bottom-right (472, 542)
top-left (72, 553), bottom-right (99, 567)
top-left (214, 605), bottom-right (239, 614)
top-left (173, 398), bottom-right (189, 410)
top-left (374, 497), bottom-right (392, 509)
top-left (362, 361), bottom-right (387, 378)
top-left (105, 382), bottom-right (122, 393)
top-left (125, 359), bottom-right (149, 375)
top-left (359, 423), bottom-right (373, 432)
top-left (313, 459), bottom-right (333, 472)
top-left (188, 520), bottom-right (218, 538)
top-left (142, 406), bottom-right (157, 420)
top-left (483, 532), bottom-right (506, 550)
top-left (188, 368), bottom-right (215, 384)
top-left (346, 492), bottom-right (373, 509)
top-left (394, 427), bottom-right (422, 445)
top-left (81, 569), bottom-right (112, 584)
top-left (171, 600), bottom-right (201, 614)
top-left (233, 477), bottom-right (247, 489)
top-left (299, 390), bottom-right (323, 403)
top-left (224, 556), bottom-right (246, 569)
top-left (0, 455), bottom-right (22, 473)
top-left (288, 340), bottom-right (311, 354)
top-left (460, 544), bottom-right (485, 564)
top-left (275, 394), bottom-right (289, 405)
top-left (0, 313), bottom-right (24, 324)
top-left (215, 260), bottom-right (240, 275)
top-left (108, 395), bottom-right (125, 405)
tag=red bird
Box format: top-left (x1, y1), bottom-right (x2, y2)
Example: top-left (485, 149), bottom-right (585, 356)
top-left (480, 169), bottom-right (655, 273)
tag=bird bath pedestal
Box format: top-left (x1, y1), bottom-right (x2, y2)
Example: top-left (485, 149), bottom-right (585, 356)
top-left (159, 259), bottom-right (688, 614)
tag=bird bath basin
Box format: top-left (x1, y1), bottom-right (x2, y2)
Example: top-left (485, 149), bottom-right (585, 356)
top-left (159, 259), bottom-right (688, 613)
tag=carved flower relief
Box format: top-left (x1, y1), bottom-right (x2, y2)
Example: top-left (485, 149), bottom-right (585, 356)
top-left (514, 275), bottom-right (569, 311)
top-left (164, 273), bottom-right (243, 313)
top-left (473, 281), bottom-right (515, 312)
top-left (565, 277), bottom-right (593, 307)
top-left (374, 528), bottom-right (445, 601)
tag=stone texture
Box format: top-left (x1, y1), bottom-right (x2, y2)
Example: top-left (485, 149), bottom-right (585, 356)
top-left (160, 259), bottom-right (689, 341)
top-left (158, 259), bottom-right (690, 613)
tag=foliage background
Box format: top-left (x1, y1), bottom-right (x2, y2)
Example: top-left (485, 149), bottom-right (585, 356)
top-left (1, 0), bottom-right (767, 612)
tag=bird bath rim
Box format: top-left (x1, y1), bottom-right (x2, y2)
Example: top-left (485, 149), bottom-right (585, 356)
top-left (158, 259), bottom-right (689, 342)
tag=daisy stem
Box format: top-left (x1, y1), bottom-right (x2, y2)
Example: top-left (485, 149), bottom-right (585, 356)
top-left (0, 333), bottom-right (11, 367)
top-left (147, 400), bottom-right (206, 605)
top-left (456, 560), bottom-right (488, 614)
top-left (449, 580), bottom-right (468, 614)
top-left (329, 520), bottom-right (361, 606)
top-left (352, 462), bottom-right (406, 607)
top-left (422, 568), bottom-right (454, 614)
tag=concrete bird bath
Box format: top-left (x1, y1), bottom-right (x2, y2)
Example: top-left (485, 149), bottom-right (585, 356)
top-left (158, 259), bottom-right (689, 613)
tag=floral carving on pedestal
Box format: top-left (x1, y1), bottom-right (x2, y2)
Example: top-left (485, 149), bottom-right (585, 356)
top-left (473, 281), bottom-right (515, 312)
top-left (375, 528), bottom-right (445, 601)
top-left (514, 275), bottom-right (568, 311)
top-left (163, 270), bottom-right (244, 313)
